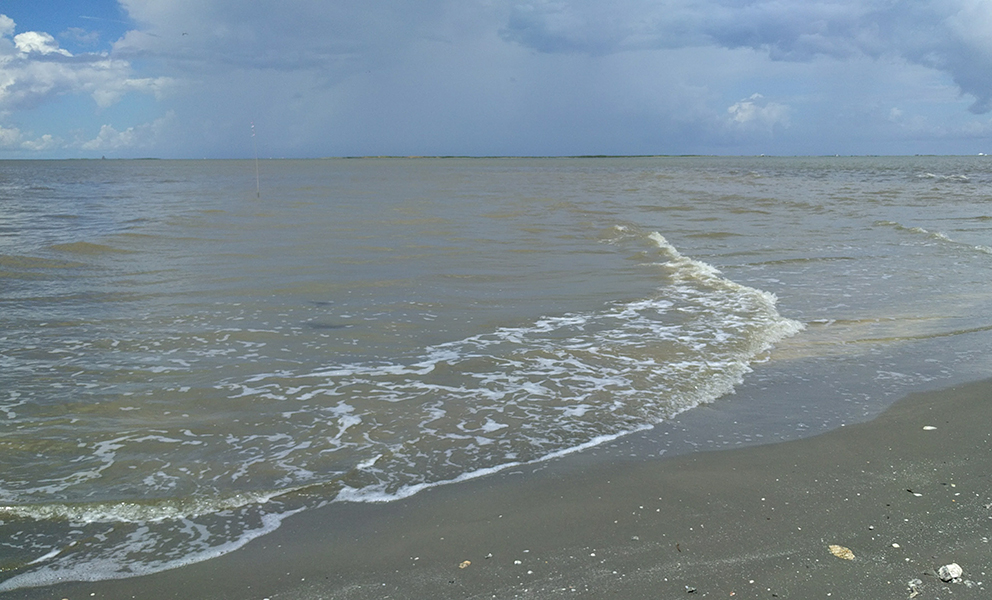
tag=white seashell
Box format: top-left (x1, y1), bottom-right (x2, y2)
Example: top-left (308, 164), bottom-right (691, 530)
top-left (938, 563), bottom-right (962, 582)
top-left (828, 544), bottom-right (855, 560)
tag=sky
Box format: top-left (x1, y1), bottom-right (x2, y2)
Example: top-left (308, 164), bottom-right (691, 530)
top-left (2, 0), bottom-right (992, 158)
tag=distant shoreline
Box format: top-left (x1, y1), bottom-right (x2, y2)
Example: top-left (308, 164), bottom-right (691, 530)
top-left (1, 153), bottom-right (986, 161)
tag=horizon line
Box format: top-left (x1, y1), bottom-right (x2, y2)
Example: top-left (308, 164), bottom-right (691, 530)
top-left (1, 153), bottom-right (987, 161)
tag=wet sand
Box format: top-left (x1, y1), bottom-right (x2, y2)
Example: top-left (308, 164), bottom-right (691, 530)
top-left (5, 379), bottom-right (991, 599)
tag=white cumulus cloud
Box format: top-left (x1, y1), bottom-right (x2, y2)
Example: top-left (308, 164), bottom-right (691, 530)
top-left (728, 94), bottom-right (790, 130)
top-left (0, 14), bottom-right (13, 38)
top-left (0, 124), bottom-right (62, 151)
top-left (81, 124), bottom-right (137, 150)
top-left (14, 31), bottom-right (72, 56)
top-left (79, 112), bottom-right (174, 151)
top-left (0, 13), bottom-right (174, 111)
top-left (20, 133), bottom-right (60, 151)
top-left (0, 124), bottom-right (21, 148)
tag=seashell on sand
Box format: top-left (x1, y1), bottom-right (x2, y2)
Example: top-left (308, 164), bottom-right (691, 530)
top-left (938, 563), bottom-right (962, 582)
top-left (828, 544), bottom-right (855, 560)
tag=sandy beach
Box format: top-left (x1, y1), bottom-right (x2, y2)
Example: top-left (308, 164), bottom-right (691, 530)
top-left (5, 378), bottom-right (991, 600)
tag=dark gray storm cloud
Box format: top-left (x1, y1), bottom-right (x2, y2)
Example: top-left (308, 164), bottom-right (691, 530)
top-left (4, 1), bottom-right (991, 157)
top-left (115, 0), bottom-right (453, 74)
top-left (500, 0), bottom-right (992, 113)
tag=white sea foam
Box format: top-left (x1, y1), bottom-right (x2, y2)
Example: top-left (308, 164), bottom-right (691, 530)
top-left (326, 230), bottom-right (803, 504)
top-left (0, 488), bottom-right (295, 524)
top-left (7, 155), bottom-right (992, 595)
top-left (0, 508), bottom-right (303, 593)
top-left (916, 172), bottom-right (970, 182)
top-left (333, 424), bottom-right (657, 505)
top-left (877, 220), bottom-right (992, 256)
top-left (0, 227), bottom-right (804, 592)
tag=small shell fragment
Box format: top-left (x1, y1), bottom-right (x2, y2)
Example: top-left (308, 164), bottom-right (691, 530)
top-left (938, 563), bottom-right (962, 582)
top-left (922, 426), bottom-right (937, 431)
top-left (459, 560), bottom-right (471, 569)
top-left (828, 544), bottom-right (855, 560)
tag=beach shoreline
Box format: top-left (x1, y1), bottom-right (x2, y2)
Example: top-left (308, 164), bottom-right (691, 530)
top-left (5, 377), bottom-right (991, 599)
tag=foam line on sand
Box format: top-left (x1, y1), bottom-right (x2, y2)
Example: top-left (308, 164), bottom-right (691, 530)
top-left (6, 379), bottom-right (991, 599)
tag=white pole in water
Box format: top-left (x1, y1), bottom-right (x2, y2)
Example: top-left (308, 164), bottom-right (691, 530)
top-left (251, 121), bottom-right (260, 198)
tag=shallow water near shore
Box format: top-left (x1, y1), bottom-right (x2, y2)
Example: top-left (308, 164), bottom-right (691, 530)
top-left (2, 156), bottom-right (992, 589)
top-left (8, 376), bottom-right (991, 600)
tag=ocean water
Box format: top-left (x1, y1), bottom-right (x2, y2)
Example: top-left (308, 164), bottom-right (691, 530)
top-left (2, 156), bottom-right (991, 589)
